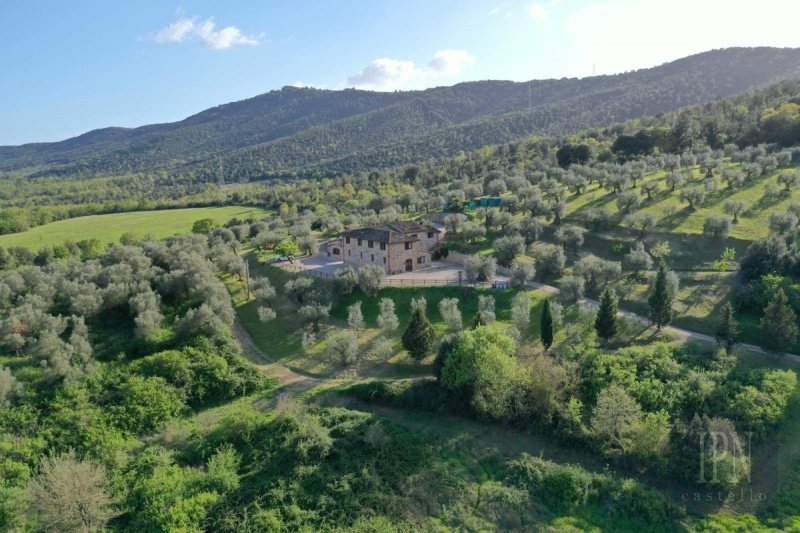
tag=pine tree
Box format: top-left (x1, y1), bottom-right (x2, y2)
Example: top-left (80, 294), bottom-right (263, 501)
top-left (540, 298), bottom-right (554, 350)
top-left (761, 289), bottom-right (798, 355)
top-left (594, 287), bottom-right (618, 342)
top-left (648, 261), bottom-right (673, 330)
top-left (402, 307), bottom-right (436, 361)
top-left (715, 301), bottom-right (738, 352)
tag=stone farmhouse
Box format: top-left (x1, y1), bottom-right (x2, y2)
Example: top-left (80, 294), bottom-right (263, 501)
top-left (330, 221), bottom-right (441, 275)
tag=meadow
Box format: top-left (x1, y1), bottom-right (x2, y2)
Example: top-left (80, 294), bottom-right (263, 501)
top-left (0, 205), bottom-right (272, 249)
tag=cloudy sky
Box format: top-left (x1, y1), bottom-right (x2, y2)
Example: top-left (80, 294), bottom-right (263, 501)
top-left (2, 0), bottom-right (799, 145)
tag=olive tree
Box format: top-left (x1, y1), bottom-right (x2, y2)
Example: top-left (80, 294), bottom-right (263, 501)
top-left (777, 172), bottom-right (800, 192)
top-left (334, 266), bottom-right (358, 295)
top-left (558, 275), bottom-right (585, 303)
top-left (623, 241), bottom-right (653, 274)
top-left (326, 330), bottom-right (359, 366)
top-left (477, 295), bottom-right (496, 324)
top-left (438, 298), bottom-right (463, 333)
top-left (554, 225), bottom-right (586, 254)
top-left (358, 265), bottom-right (385, 297)
top-left (377, 298), bottom-right (399, 334)
top-left (509, 259), bottom-right (536, 288)
top-left (347, 301), bottom-right (365, 331)
top-left (641, 180), bottom-right (661, 200)
top-left (769, 213), bottom-right (799, 235)
top-left (464, 255), bottom-right (497, 283)
top-left (679, 187), bottom-right (705, 209)
top-left (723, 200), bottom-right (748, 224)
top-left (529, 243), bottom-right (566, 278)
top-left (616, 191), bottom-right (642, 214)
top-left (703, 216), bottom-right (732, 241)
top-left (493, 235), bottom-right (525, 266)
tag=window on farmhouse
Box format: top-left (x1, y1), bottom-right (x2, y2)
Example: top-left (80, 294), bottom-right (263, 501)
top-left (368, 240), bottom-right (374, 248)
top-left (428, 232), bottom-right (434, 238)
top-left (405, 242), bottom-right (412, 250)
top-left (418, 255), bottom-right (426, 264)
top-left (380, 242), bottom-right (386, 250)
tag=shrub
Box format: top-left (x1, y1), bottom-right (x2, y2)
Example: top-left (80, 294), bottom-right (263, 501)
top-left (334, 266), bottom-right (358, 295)
top-left (358, 265), bottom-right (385, 297)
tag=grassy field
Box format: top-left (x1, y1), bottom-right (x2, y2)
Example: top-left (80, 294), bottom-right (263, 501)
top-left (0, 205), bottom-right (273, 249)
top-left (564, 164), bottom-right (800, 240)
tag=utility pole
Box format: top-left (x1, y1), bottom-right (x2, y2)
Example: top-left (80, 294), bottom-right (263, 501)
top-left (244, 260), bottom-right (251, 300)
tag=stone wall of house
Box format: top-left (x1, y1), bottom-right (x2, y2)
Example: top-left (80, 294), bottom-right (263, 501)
top-left (416, 230), bottom-right (440, 253)
top-left (341, 230), bottom-right (440, 275)
top-left (342, 239), bottom-right (390, 272)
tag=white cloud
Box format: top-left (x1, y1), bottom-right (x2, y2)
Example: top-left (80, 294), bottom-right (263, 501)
top-left (153, 17), bottom-right (195, 43)
top-left (347, 58), bottom-right (428, 91)
top-left (195, 18), bottom-right (259, 49)
top-left (152, 15), bottom-right (260, 50)
top-left (347, 49), bottom-right (475, 91)
top-left (428, 49), bottom-right (476, 75)
top-left (527, 3), bottom-right (549, 22)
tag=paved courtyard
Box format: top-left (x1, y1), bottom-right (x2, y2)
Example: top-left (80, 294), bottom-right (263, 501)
top-left (288, 255), bottom-right (510, 286)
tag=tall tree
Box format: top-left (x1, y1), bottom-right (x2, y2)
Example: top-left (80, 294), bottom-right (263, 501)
top-left (760, 290), bottom-right (798, 354)
top-left (715, 301), bottom-right (738, 352)
top-left (540, 298), bottom-right (554, 350)
top-left (26, 453), bottom-right (119, 532)
top-left (594, 288), bottom-right (618, 342)
top-left (402, 307), bottom-right (436, 361)
top-left (347, 302), bottom-right (365, 331)
top-left (648, 261), bottom-right (673, 330)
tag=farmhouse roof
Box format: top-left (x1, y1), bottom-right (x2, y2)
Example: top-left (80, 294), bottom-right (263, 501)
top-left (341, 221), bottom-right (440, 244)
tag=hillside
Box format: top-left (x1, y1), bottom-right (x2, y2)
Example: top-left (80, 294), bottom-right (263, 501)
top-left (4, 47), bottom-right (800, 181)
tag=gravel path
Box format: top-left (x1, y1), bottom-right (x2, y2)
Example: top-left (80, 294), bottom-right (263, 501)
top-left (232, 318), bottom-right (323, 390)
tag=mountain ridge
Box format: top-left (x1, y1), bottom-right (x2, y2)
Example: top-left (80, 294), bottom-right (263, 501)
top-left (4, 47), bottom-right (800, 180)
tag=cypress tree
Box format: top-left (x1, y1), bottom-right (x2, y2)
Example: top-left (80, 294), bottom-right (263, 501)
top-left (540, 298), bottom-right (554, 350)
top-left (594, 287), bottom-right (618, 342)
top-left (761, 289), bottom-right (798, 354)
top-left (715, 301), bottom-right (738, 352)
top-left (402, 307), bottom-right (436, 361)
top-left (648, 261), bottom-right (673, 330)
top-left (471, 310), bottom-right (486, 329)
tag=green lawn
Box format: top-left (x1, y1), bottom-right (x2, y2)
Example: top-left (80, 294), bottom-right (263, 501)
top-left (0, 205), bottom-right (273, 249)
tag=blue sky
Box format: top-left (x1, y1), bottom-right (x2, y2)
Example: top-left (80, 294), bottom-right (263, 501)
top-left (2, 0), bottom-right (799, 145)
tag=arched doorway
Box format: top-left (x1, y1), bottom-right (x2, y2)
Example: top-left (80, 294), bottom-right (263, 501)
top-left (405, 259), bottom-right (413, 272)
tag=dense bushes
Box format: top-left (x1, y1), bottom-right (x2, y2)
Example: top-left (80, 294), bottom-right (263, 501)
top-left (505, 453), bottom-right (680, 524)
top-left (356, 327), bottom-right (797, 492)
top-left (0, 235), bottom-right (271, 530)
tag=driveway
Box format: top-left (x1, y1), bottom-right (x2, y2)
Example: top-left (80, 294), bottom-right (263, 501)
top-left (289, 254), bottom-right (346, 276)
top-left (284, 256), bottom-right (510, 285)
top-left (385, 261), bottom-right (511, 287)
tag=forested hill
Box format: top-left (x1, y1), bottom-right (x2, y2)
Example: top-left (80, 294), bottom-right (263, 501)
top-left (4, 47), bottom-right (800, 181)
